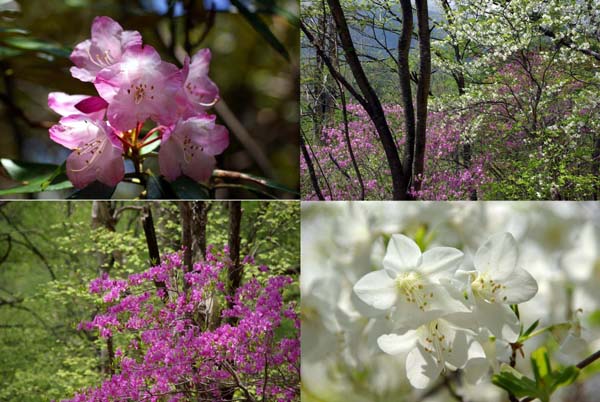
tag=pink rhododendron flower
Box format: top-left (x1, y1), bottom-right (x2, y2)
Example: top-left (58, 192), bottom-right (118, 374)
top-left (49, 116), bottom-right (124, 188)
top-left (70, 16), bottom-right (142, 82)
top-left (47, 92), bottom-right (105, 120)
top-left (159, 115), bottom-right (229, 182)
top-left (48, 16), bottom-right (228, 190)
top-left (95, 45), bottom-right (183, 130)
top-left (177, 49), bottom-right (219, 116)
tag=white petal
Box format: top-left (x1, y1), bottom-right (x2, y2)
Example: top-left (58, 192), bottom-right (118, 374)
top-left (377, 330), bottom-right (418, 355)
top-left (497, 266), bottom-right (538, 303)
top-left (559, 333), bottom-right (587, 356)
top-left (406, 345), bottom-right (442, 389)
top-left (463, 341), bottom-right (489, 384)
top-left (353, 270), bottom-right (397, 310)
top-left (383, 234), bottom-right (422, 274)
top-left (390, 297), bottom-right (442, 329)
top-left (473, 299), bottom-right (520, 342)
top-left (445, 329), bottom-right (469, 369)
top-left (420, 247), bottom-right (464, 275)
top-left (474, 233), bottom-right (518, 281)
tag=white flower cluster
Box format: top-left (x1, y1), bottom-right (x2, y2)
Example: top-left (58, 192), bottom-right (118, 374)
top-left (302, 202), bottom-right (600, 402)
top-left (354, 232), bottom-right (537, 388)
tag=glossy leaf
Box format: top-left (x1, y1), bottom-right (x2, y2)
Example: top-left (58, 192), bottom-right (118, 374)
top-left (1, 36), bottom-right (71, 58)
top-left (67, 181), bottom-right (116, 199)
top-left (146, 174), bottom-right (177, 199)
top-left (170, 175), bottom-right (210, 199)
top-left (230, 0), bottom-right (290, 61)
top-left (0, 159), bottom-right (73, 195)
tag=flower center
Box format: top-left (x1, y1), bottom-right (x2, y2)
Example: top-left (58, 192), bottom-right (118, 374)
top-left (471, 273), bottom-right (507, 303)
top-left (182, 134), bottom-right (204, 163)
top-left (395, 272), bottom-right (434, 311)
top-left (422, 320), bottom-right (451, 364)
top-left (127, 83), bottom-right (155, 104)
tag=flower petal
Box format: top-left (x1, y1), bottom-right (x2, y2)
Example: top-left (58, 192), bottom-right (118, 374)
top-left (463, 341), bottom-right (489, 384)
top-left (49, 115), bottom-right (106, 149)
top-left (474, 232), bottom-right (518, 281)
top-left (48, 92), bottom-right (89, 117)
top-left (444, 328), bottom-right (469, 369)
top-left (75, 96), bottom-right (108, 114)
top-left (383, 234), bottom-right (422, 275)
top-left (420, 247), bottom-right (463, 275)
top-left (406, 344), bottom-right (442, 389)
top-left (473, 299), bottom-right (520, 342)
top-left (496, 266), bottom-right (538, 304)
top-left (353, 270), bottom-right (397, 310)
top-left (66, 133), bottom-right (124, 188)
top-left (377, 330), bottom-right (418, 355)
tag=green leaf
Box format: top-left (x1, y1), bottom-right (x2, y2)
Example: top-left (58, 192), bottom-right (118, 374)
top-left (140, 132), bottom-right (161, 155)
top-left (550, 366), bottom-right (580, 391)
top-left (0, 159), bottom-right (73, 195)
top-left (238, 172), bottom-right (299, 195)
top-left (40, 162), bottom-right (68, 191)
top-left (230, 0), bottom-right (290, 61)
top-left (0, 45), bottom-right (22, 58)
top-left (531, 347), bottom-right (551, 384)
top-left (258, 4), bottom-right (299, 27)
top-left (170, 176), bottom-right (210, 199)
top-left (67, 181), bottom-right (115, 199)
top-left (521, 319), bottom-right (540, 338)
top-left (146, 174), bottom-right (177, 199)
top-left (216, 183), bottom-right (277, 198)
top-left (1, 36), bottom-right (71, 58)
top-left (1, 158), bottom-right (57, 181)
top-left (0, 28), bottom-right (29, 36)
top-left (492, 364), bottom-right (540, 399)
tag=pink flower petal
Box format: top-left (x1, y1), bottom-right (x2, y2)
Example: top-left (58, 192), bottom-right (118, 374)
top-left (75, 96), bottom-right (109, 114)
top-left (49, 115), bottom-right (109, 150)
top-left (70, 16), bottom-right (142, 83)
top-left (66, 126), bottom-right (124, 189)
top-left (158, 116), bottom-right (228, 183)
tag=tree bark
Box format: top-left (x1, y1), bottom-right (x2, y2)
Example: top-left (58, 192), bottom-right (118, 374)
top-left (398, 0), bottom-right (416, 184)
top-left (227, 201), bottom-right (242, 311)
top-left (191, 201), bottom-right (209, 260)
top-left (325, 0), bottom-right (408, 199)
top-left (91, 201), bottom-right (117, 377)
top-left (141, 205), bottom-right (166, 297)
top-left (300, 134), bottom-right (325, 200)
top-left (412, 0), bottom-right (431, 194)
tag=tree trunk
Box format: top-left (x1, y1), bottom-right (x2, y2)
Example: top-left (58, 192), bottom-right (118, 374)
top-left (91, 201), bottom-right (117, 377)
top-left (227, 201), bottom-right (242, 312)
top-left (398, 0), bottom-right (416, 184)
top-left (191, 201), bottom-right (209, 260)
top-left (326, 0), bottom-right (408, 199)
top-left (412, 0), bottom-right (431, 194)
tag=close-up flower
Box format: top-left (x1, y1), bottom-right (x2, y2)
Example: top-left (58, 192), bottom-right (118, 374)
top-left (353, 234), bottom-right (466, 328)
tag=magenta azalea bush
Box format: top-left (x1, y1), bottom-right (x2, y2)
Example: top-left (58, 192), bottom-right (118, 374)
top-left (48, 16), bottom-right (228, 189)
top-left (301, 104), bottom-right (490, 200)
top-left (65, 248), bottom-right (300, 401)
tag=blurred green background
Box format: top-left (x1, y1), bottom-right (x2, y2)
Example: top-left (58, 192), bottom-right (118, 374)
top-left (0, 0), bottom-right (299, 198)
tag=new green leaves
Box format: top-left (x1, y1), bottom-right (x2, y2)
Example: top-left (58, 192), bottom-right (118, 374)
top-left (492, 347), bottom-right (580, 402)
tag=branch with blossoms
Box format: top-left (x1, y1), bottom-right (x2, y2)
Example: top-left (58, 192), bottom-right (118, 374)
top-left (350, 232), bottom-right (596, 402)
top-left (65, 248), bottom-right (300, 402)
top-left (0, 16), bottom-right (296, 199)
